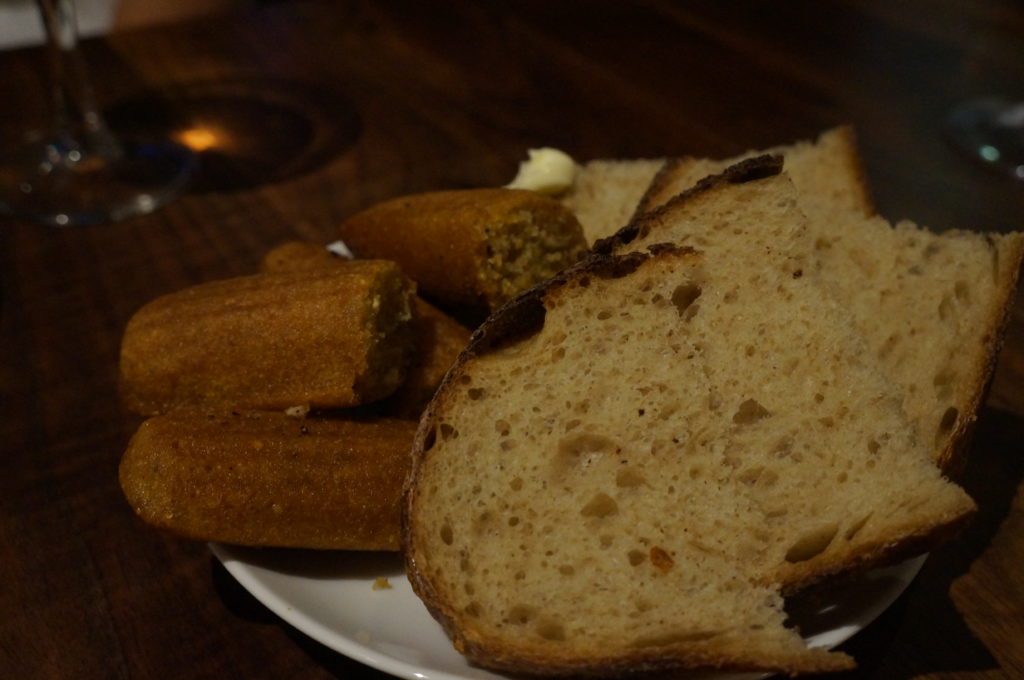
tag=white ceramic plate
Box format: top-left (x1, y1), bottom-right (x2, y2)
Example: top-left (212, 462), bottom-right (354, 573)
top-left (211, 543), bottom-right (926, 680)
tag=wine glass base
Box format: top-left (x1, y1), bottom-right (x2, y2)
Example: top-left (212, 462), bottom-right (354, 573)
top-left (0, 136), bottom-right (196, 226)
top-left (946, 97), bottom-right (1024, 180)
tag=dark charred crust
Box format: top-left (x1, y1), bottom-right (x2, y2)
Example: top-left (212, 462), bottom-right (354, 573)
top-left (408, 246), bottom-right (703, 463)
top-left (661, 154), bottom-right (784, 213)
top-left (634, 157), bottom-right (685, 219)
top-left (464, 285), bottom-right (547, 355)
top-left (462, 250), bottom-right (657, 356)
top-left (646, 242), bottom-right (685, 256)
top-left (777, 503), bottom-right (976, 597)
top-left (454, 641), bottom-right (837, 678)
top-left (580, 250), bottom-right (651, 280)
top-left (712, 153), bottom-right (784, 183)
top-left (593, 155), bottom-right (784, 256)
top-left (592, 223), bottom-right (640, 255)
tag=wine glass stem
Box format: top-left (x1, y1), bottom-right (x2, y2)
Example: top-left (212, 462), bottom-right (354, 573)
top-left (36, 0), bottom-right (120, 161)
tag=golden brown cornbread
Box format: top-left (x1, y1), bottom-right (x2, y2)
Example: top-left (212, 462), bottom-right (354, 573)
top-left (403, 159), bottom-right (974, 676)
top-left (380, 298), bottom-right (471, 417)
top-left (119, 262), bottom-right (414, 415)
top-left (120, 411), bottom-right (415, 550)
top-left (259, 240), bottom-right (472, 418)
top-left (338, 188), bottom-right (588, 311)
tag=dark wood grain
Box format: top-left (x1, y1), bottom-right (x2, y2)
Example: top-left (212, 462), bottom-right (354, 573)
top-left (2, 1), bottom-right (1023, 678)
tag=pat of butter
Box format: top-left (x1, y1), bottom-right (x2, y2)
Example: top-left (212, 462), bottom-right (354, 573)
top-left (505, 147), bottom-right (578, 195)
top-left (326, 239), bottom-right (354, 259)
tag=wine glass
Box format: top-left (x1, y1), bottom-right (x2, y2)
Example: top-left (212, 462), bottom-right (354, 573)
top-left (946, 97), bottom-right (1024, 181)
top-left (0, 0), bottom-right (195, 227)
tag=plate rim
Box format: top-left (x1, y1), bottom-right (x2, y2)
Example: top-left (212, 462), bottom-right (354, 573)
top-left (210, 543), bottom-right (927, 680)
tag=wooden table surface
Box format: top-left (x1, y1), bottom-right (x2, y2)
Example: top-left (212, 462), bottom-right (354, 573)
top-left (2, 1), bottom-right (1022, 678)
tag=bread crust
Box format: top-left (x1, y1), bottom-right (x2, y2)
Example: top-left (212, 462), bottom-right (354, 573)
top-left (773, 500), bottom-right (975, 595)
top-left (828, 124), bottom-right (876, 215)
top-left (631, 155), bottom-right (694, 217)
top-left (630, 126), bottom-right (873, 222)
top-left (593, 154), bottom-right (784, 256)
top-left (939, 233), bottom-right (1024, 477)
top-left (459, 249), bottom-right (656, 357)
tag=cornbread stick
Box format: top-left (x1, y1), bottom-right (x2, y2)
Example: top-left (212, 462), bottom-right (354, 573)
top-left (381, 297), bottom-right (470, 417)
top-left (337, 188), bottom-right (588, 311)
top-left (260, 241), bottom-right (472, 418)
top-left (119, 262), bottom-right (414, 416)
top-left (120, 410), bottom-right (415, 550)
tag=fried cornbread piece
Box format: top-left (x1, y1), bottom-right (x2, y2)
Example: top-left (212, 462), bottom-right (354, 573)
top-left (381, 298), bottom-right (471, 417)
top-left (120, 410), bottom-right (415, 550)
top-left (120, 262), bottom-right (414, 415)
top-left (260, 241), bottom-right (472, 418)
top-left (338, 188), bottom-right (588, 311)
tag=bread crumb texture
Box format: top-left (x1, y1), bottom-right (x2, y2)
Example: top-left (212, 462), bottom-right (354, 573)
top-left (637, 127), bottom-right (1024, 474)
top-left (406, 166), bottom-right (975, 676)
top-left (811, 222), bottom-right (1024, 472)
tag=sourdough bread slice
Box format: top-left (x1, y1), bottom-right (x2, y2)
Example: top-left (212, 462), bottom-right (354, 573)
top-left (404, 159), bottom-right (974, 677)
top-left (807, 219), bottom-right (1024, 475)
top-left (636, 126), bottom-right (873, 221)
top-left (560, 158), bottom-right (665, 245)
top-left (631, 132), bottom-right (1024, 475)
top-left (561, 127), bottom-right (868, 246)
